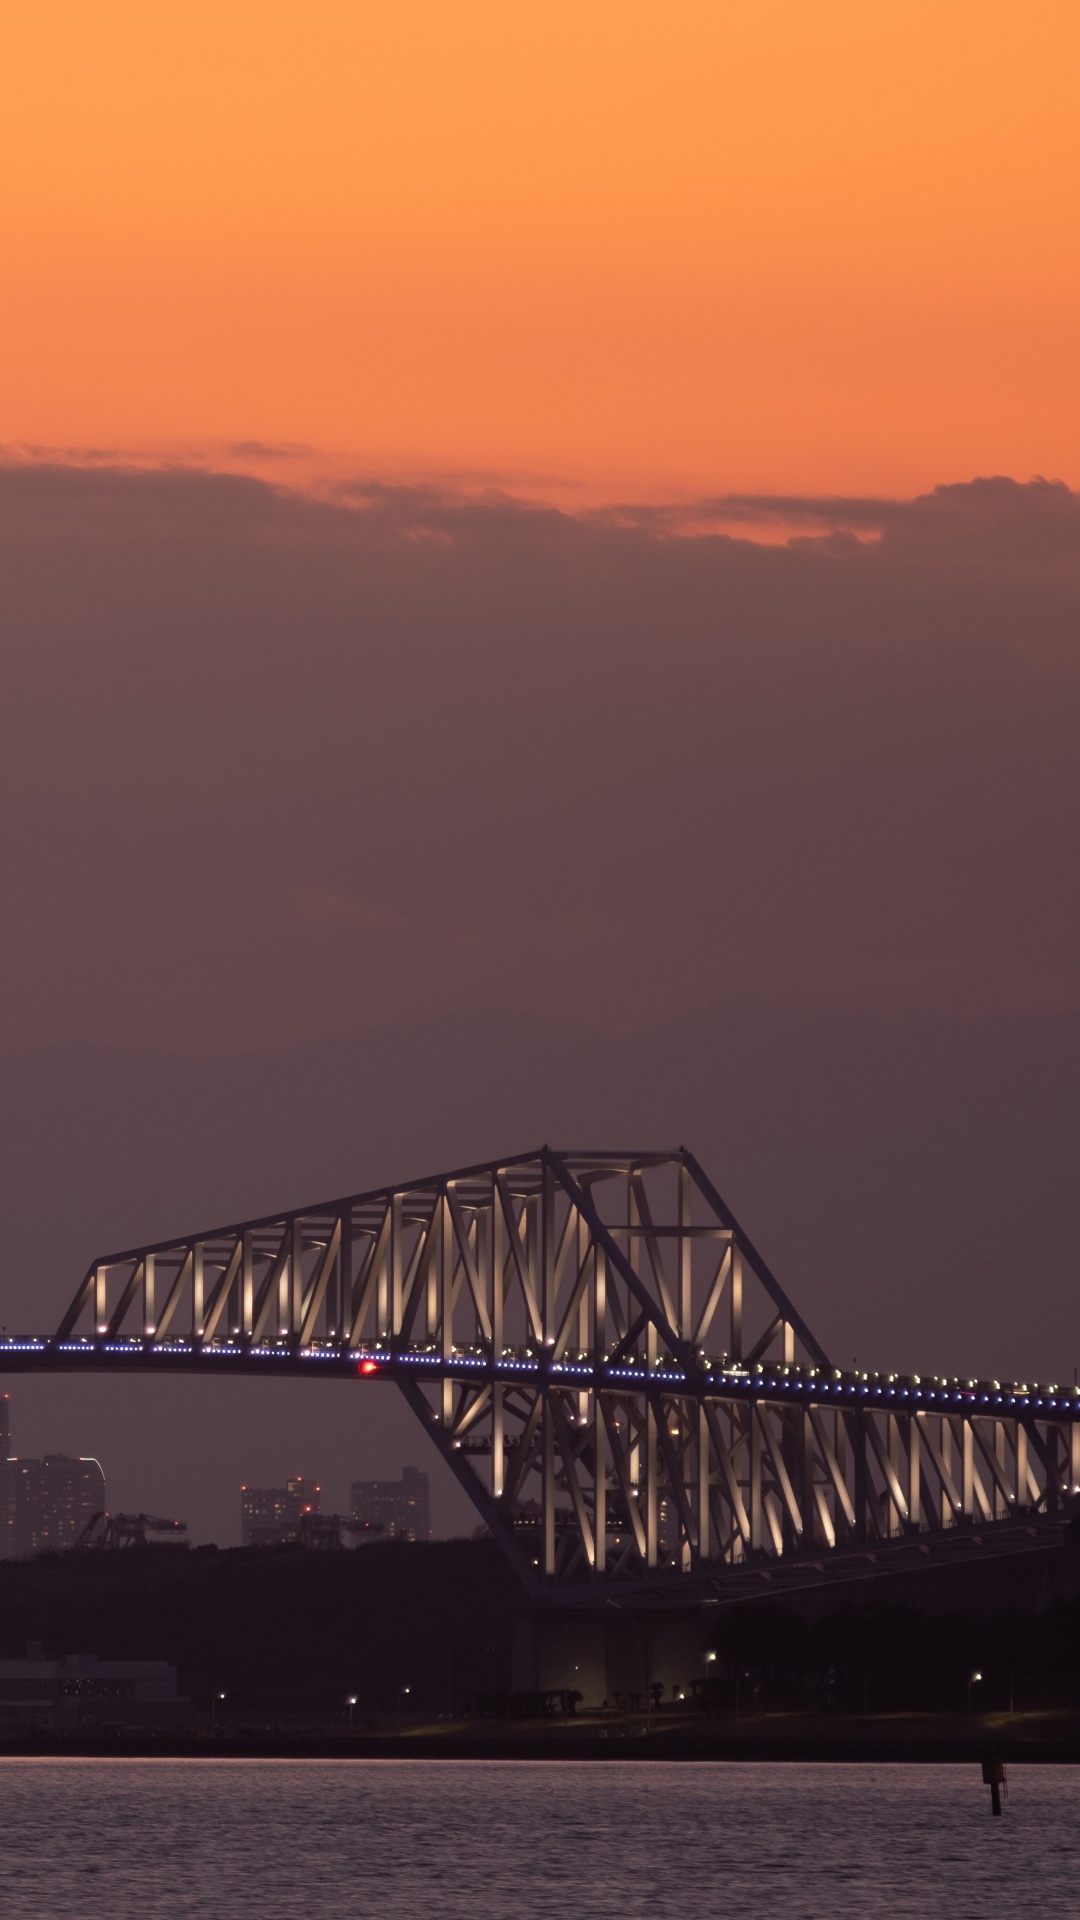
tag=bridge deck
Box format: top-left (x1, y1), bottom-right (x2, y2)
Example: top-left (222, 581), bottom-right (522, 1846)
top-left (0, 1336), bottom-right (1076, 1424)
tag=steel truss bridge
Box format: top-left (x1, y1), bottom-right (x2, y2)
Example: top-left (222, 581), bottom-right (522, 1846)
top-left (2, 1147), bottom-right (1078, 1603)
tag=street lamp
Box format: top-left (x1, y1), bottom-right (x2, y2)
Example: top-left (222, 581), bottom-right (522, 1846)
top-left (211, 1691), bottom-right (226, 1731)
top-left (346, 1695), bottom-right (358, 1729)
top-left (967, 1671), bottom-right (983, 1716)
top-left (397, 1684), bottom-right (410, 1723)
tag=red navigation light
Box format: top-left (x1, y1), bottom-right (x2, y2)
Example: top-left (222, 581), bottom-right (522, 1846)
top-left (359, 1359), bottom-right (380, 1375)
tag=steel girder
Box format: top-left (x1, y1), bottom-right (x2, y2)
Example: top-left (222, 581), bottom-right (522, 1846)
top-left (6, 1146), bottom-right (1080, 1601)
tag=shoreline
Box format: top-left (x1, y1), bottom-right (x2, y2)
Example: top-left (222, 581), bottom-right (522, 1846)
top-left (2, 1711), bottom-right (1079, 1763)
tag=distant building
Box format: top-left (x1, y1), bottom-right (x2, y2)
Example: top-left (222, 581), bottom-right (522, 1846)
top-left (7, 1455), bottom-right (106, 1558)
top-left (240, 1475), bottom-right (322, 1546)
top-left (0, 1652), bottom-right (191, 1729)
top-left (350, 1466), bottom-right (430, 1541)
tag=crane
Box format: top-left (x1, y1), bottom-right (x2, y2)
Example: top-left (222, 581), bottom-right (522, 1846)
top-left (76, 1511), bottom-right (188, 1550)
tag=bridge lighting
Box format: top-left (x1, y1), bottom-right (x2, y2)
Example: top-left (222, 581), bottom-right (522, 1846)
top-left (18, 1144), bottom-right (1080, 1600)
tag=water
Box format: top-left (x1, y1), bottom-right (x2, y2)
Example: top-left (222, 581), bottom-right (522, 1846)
top-left (0, 1758), bottom-right (1074, 1917)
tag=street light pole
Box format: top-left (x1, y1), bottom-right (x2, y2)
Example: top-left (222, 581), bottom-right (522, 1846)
top-left (347, 1694), bottom-right (357, 1730)
top-left (967, 1671), bottom-right (983, 1717)
top-left (211, 1691), bottom-right (226, 1732)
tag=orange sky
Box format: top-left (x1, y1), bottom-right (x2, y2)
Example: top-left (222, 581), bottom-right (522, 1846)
top-left (2, 0), bottom-right (1078, 502)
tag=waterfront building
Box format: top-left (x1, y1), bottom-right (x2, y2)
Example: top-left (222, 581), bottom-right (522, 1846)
top-left (7, 1454), bottom-right (106, 1557)
top-left (350, 1466), bottom-right (430, 1541)
top-left (0, 1652), bottom-right (191, 1729)
top-left (240, 1475), bottom-right (321, 1546)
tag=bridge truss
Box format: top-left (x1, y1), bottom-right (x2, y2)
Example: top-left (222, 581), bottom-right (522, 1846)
top-left (4, 1146), bottom-right (1079, 1600)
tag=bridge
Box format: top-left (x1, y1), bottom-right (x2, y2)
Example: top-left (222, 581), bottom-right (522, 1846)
top-left (2, 1146), bottom-right (1077, 1603)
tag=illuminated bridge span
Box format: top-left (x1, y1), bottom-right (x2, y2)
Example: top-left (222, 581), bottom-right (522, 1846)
top-left (2, 1147), bottom-right (1078, 1601)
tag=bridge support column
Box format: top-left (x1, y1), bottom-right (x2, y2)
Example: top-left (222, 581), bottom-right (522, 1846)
top-left (887, 1414), bottom-right (902, 1536)
top-left (594, 1395), bottom-right (607, 1574)
top-left (995, 1421), bottom-right (1008, 1519)
top-left (939, 1418), bottom-right (953, 1526)
top-left (749, 1409), bottom-right (764, 1552)
top-left (1045, 1425), bottom-right (1062, 1512)
top-left (800, 1411), bottom-right (816, 1544)
top-left (645, 1394), bottom-right (659, 1569)
top-left (908, 1417), bottom-right (921, 1530)
top-left (698, 1406), bottom-right (711, 1563)
top-left (441, 1196), bottom-right (453, 1427)
top-left (850, 1414), bottom-right (868, 1543)
top-left (391, 1192), bottom-right (403, 1334)
top-left (193, 1243), bottom-right (204, 1337)
top-left (542, 1394), bottom-right (556, 1579)
top-left (962, 1419), bottom-right (975, 1520)
top-left (492, 1385), bottom-right (505, 1499)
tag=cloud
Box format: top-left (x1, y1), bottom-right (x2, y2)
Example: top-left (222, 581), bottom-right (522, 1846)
top-left (601, 475), bottom-right (1080, 566)
top-left (222, 440), bottom-right (313, 462)
top-left (0, 461), bottom-right (1075, 1056)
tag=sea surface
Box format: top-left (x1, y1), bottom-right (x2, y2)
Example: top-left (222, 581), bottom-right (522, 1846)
top-left (0, 1757), bottom-right (1074, 1918)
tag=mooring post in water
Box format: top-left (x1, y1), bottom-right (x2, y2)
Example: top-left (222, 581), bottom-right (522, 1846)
top-left (981, 1749), bottom-right (1007, 1816)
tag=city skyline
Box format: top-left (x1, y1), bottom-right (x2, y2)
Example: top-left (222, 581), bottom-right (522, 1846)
top-left (0, 1388), bottom-right (440, 1550)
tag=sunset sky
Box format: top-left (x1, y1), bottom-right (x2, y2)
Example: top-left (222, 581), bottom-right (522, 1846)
top-left (2, 5), bottom-right (1079, 1536)
top-left (3, 0), bottom-right (1079, 499)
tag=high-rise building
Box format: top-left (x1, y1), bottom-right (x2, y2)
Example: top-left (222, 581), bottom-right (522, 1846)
top-left (240, 1475), bottom-right (322, 1546)
top-left (8, 1454), bottom-right (106, 1557)
top-left (350, 1466), bottom-right (430, 1542)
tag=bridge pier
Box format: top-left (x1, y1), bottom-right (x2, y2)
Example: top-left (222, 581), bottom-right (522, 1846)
top-left (512, 1610), bottom-right (708, 1710)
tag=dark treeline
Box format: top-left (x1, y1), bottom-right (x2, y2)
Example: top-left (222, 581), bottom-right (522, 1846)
top-left (704, 1596), bottom-right (1080, 1718)
top-left (0, 1539), bottom-right (528, 1719)
top-left (1, 1539), bottom-right (1078, 1723)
